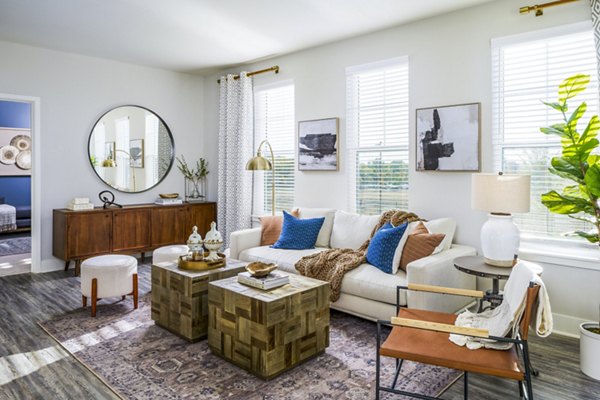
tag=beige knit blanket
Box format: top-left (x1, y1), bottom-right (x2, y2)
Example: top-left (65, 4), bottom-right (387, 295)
top-left (295, 210), bottom-right (421, 302)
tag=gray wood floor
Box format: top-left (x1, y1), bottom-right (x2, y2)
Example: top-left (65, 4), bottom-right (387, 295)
top-left (0, 264), bottom-right (598, 399)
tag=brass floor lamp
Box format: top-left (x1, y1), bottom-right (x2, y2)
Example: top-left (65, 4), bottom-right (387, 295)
top-left (246, 139), bottom-right (275, 216)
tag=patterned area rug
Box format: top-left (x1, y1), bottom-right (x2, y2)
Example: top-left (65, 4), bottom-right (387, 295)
top-left (40, 295), bottom-right (461, 400)
top-left (0, 236), bottom-right (30, 256)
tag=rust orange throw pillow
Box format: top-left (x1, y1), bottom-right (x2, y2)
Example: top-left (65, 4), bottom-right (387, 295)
top-left (259, 209), bottom-right (299, 246)
top-left (399, 222), bottom-right (445, 271)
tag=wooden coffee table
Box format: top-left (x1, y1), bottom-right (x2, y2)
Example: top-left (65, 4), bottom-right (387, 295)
top-left (208, 273), bottom-right (330, 380)
top-left (151, 258), bottom-right (246, 342)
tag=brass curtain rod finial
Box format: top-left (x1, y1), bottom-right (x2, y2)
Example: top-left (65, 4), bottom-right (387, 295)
top-left (520, 0), bottom-right (579, 17)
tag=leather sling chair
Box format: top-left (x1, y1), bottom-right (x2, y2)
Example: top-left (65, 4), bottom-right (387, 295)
top-left (376, 282), bottom-right (540, 400)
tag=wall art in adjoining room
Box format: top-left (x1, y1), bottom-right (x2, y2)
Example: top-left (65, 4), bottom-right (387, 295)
top-left (298, 117), bottom-right (339, 171)
top-left (416, 103), bottom-right (480, 172)
top-left (0, 127), bottom-right (32, 176)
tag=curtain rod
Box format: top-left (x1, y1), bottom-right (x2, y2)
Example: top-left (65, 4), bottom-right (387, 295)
top-left (216, 65), bottom-right (279, 83)
top-left (520, 0), bottom-right (579, 16)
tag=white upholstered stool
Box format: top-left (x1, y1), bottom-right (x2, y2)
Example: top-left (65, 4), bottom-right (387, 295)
top-left (152, 245), bottom-right (189, 264)
top-left (80, 254), bottom-right (138, 317)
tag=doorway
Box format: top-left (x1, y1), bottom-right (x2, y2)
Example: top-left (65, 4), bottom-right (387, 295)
top-left (0, 94), bottom-right (40, 276)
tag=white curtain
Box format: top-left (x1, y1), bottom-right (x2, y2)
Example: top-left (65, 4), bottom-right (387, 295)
top-left (592, 1), bottom-right (600, 95)
top-left (217, 73), bottom-right (254, 248)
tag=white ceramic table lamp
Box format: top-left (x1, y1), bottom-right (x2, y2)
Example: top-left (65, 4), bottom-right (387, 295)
top-left (472, 173), bottom-right (531, 267)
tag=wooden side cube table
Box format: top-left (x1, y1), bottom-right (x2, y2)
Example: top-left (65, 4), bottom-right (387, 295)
top-left (208, 274), bottom-right (330, 380)
top-left (151, 258), bottom-right (246, 342)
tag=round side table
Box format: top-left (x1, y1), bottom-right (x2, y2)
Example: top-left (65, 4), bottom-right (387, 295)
top-left (453, 255), bottom-right (543, 311)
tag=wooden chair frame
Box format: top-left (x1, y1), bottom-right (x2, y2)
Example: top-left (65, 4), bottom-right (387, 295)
top-left (376, 282), bottom-right (539, 400)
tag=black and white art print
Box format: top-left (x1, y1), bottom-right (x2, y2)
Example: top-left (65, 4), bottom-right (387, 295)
top-left (416, 103), bottom-right (480, 172)
top-left (298, 117), bottom-right (339, 171)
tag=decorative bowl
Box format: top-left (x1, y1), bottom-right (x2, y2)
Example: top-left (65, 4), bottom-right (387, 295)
top-left (159, 193), bottom-right (179, 199)
top-left (245, 262), bottom-right (278, 277)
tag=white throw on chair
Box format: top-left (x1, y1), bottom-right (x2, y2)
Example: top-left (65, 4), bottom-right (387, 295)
top-left (80, 254), bottom-right (138, 317)
top-left (152, 245), bottom-right (189, 264)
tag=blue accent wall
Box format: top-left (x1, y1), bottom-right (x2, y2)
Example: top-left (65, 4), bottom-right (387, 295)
top-left (0, 176), bottom-right (30, 206)
top-left (0, 100), bottom-right (31, 129)
top-left (0, 100), bottom-right (31, 207)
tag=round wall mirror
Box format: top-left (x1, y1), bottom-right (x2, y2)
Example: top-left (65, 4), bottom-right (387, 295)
top-left (88, 105), bottom-right (174, 193)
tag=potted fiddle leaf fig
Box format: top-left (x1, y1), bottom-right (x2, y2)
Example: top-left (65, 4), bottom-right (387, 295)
top-left (540, 74), bottom-right (600, 380)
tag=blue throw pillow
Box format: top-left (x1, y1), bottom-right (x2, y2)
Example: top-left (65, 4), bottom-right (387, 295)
top-left (272, 211), bottom-right (325, 250)
top-left (366, 223), bottom-right (408, 274)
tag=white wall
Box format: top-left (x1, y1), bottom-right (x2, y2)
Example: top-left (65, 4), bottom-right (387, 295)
top-left (0, 40), bottom-right (206, 272)
top-left (204, 0), bottom-right (598, 335)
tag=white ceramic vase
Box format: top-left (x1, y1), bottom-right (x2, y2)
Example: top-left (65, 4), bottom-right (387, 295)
top-left (480, 214), bottom-right (520, 267)
top-left (580, 322), bottom-right (600, 381)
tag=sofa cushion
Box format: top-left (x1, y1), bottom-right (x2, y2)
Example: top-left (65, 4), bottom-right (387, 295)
top-left (366, 222), bottom-right (408, 274)
top-left (259, 209), bottom-right (299, 246)
top-left (330, 210), bottom-right (380, 250)
top-left (407, 218), bottom-right (456, 254)
top-left (400, 222), bottom-right (445, 271)
top-left (272, 211), bottom-right (325, 250)
top-left (238, 246), bottom-right (407, 306)
top-left (238, 245), bottom-right (326, 274)
top-left (297, 207), bottom-right (336, 248)
top-left (340, 263), bottom-right (407, 306)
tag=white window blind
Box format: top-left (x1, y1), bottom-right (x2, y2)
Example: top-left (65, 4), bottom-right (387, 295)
top-left (491, 23), bottom-right (598, 240)
top-left (253, 82), bottom-right (295, 214)
top-left (347, 57), bottom-right (409, 215)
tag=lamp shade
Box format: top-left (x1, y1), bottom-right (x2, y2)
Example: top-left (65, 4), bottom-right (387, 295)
top-left (471, 173), bottom-right (530, 214)
top-left (245, 155), bottom-right (272, 171)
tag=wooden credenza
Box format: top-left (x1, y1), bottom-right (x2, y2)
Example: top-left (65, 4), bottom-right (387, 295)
top-left (53, 202), bottom-right (217, 274)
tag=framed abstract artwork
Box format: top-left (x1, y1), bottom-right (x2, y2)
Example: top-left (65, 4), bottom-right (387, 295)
top-left (416, 103), bottom-right (480, 172)
top-left (298, 117), bottom-right (339, 171)
top-left (129, 139), bottom-right (144, 168)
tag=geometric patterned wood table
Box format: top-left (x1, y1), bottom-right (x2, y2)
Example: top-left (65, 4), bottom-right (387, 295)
top-left (208, 273), bottom-right (330, 379)
top-left (151, 259), bottom-right (247, 342)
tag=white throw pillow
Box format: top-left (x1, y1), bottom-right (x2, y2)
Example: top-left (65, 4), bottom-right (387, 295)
top-left (405, 218), bottom-right (456, 254)
top-left (330, 210), bottom-right (380, 250)
top-left (391, 222), bottom-right (412, 274)
top-left (297, 207), bottom-right (336, 248)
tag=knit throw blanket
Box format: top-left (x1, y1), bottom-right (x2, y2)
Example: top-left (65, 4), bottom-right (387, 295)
top-left (295, 210), bottom-right (421, 302)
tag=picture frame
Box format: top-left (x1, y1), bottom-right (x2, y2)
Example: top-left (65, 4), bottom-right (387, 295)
top-left (129, 139), bottom-right (144, 168)
top-left (298, 117), bottom-right (339, 171)
top-left (0, 127), bottom-right (32, 176)
top-left (104, 141), bottom-right (116, 162)
top-left (416, 103), bottom-right (480, 172)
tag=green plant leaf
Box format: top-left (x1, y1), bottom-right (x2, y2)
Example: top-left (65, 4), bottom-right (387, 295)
top-left (541, 190), bottom-right (594, 214)
top-left (549, 157), bottom-right (584, 182)
top-left (579, 115), bottom-right (600, 144)
top-left (542, 101), bottom-right (565, 112)
top-left (584, 163), bottom-right (600, 197)
top-left (567, 102), bottom-right (587, 132)
top-left (540, 123), bottom-right (567, 138)
top-left (558, 74), bottom-right (590, 104)
top-left (571, 230), bottom-right (600, 243)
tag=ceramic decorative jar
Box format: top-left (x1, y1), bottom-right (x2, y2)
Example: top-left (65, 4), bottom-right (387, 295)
top-left (204, 221), bottom-right (223, 261)
top-left (187, 226), bottom-right (204, 261)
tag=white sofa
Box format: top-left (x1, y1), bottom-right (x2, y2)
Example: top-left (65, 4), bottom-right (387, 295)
top-left (229, 209), bottom-right (476, 321)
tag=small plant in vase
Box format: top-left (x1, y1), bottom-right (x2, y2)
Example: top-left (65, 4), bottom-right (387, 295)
top-left (176, 155), bottom-right (209, 202)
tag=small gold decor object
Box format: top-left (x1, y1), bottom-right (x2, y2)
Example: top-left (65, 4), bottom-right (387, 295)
top-left (159, 193), bottom-right (179, 199)
top-left (178, 253), bottom-right (226, 271)
top-left (245, 262), bottom-right (278, 278)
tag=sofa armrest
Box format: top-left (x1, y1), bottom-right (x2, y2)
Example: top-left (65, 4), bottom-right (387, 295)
top-left (229, 228), bottom-right (262, 260)
top-left (406, 244), bottom-right (477, 313)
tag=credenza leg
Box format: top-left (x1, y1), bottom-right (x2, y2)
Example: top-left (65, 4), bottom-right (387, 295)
top-left (64, 260), bottom-right (70, 271)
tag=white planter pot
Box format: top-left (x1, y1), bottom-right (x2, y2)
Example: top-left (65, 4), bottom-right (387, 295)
top-left (580, 322), bottom-right (600, 380)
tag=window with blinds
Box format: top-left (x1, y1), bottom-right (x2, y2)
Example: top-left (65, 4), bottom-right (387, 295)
top-left (346, 57), bottom-right (409, 215)
top-left (491, 23), bottom-right (598, 241)
top-left (253, 82), bottom-right (295, 214)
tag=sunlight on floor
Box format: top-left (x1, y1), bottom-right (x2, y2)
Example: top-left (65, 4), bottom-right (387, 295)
top-left (0, 317), bottom-right (143, 386)
top-left (0, 254), bottom-right (31, 277)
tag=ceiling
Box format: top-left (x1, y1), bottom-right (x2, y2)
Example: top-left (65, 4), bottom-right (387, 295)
top-left (0, 0), bottom-right (494, 74)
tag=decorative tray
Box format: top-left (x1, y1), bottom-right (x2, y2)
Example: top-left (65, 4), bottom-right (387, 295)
top-left (245, 262), bottom-right (278, 277)
top-left (178, 252), bottom-right (226, 271)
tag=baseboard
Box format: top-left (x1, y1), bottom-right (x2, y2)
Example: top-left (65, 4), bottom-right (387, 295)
top-left (552, 312), bottom-right (587, 338)
top-left (40, 258), bottom-right (65, 273)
